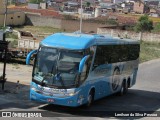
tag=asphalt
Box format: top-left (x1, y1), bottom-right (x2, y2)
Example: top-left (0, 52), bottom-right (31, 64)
top-left (0, 59), bottom-right (160, 119)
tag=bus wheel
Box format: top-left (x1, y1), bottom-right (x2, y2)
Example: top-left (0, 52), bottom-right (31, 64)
top-left (86, 90), bottom-right (94, 107)
top-left (119, 80), bottom-right (128, 96)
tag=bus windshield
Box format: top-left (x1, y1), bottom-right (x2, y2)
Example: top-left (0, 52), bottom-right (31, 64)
top-left (33, 46), bottom-right (83, 88)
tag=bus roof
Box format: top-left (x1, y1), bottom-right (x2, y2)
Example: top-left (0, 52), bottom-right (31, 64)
top-left (41, 33), bottom-right (139, 50)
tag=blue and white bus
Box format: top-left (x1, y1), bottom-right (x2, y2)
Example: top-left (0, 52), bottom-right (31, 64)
top-left (26, 33), bottom-right (140, 107)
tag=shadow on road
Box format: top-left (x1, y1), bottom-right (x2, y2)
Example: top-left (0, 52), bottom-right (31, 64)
top-left (0, 81), bottom-right (159, 118)
top-left (0, 81), bottom-right (43, 110)
top-left (39, 89), bottom-right (160, 118)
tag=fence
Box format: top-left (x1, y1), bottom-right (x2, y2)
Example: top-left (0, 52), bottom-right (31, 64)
top-left (97, 28), bottom-right (160, 42)
top-left (18, 39), bottom-right (39, 50)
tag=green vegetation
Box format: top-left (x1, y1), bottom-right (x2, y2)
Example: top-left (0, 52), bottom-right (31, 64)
top-left (134, 15), bottom-right (153, 32)
top-left (10, 40), bottom-right (18, 48)
top-left (63, 15), bottom-right (76, 20)
top-left (86, 18), bottom-right (118, 25)
top-left (29, 0), bottom-right (43, 4)
top-left (6, 33), bottom-right (18, 39)
top-left (152, 22), bottom-right (160, 33)
top-left (119, 13), bottom-right (160, 23)
top-left (85, 2), bottom-right (91, 7)
top-left (140, 41), bottom-right (160, 62)
top-left (106, 19), bottom-right (118, 25)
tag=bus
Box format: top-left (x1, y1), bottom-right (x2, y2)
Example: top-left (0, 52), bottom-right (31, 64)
top-left (26, 33), bottom-right (140, 107)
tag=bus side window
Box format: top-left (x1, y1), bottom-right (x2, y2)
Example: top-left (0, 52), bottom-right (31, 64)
top-left (128, 44), bottom-right (140, 60)
top-left (93, 46), bottom-right (103, 69)
top-left (109, 45), bottom-right (120, 63)
top-left (119, 45), bottom-right (128, 62)
top-left (92, 45), bottom-right (111, 70)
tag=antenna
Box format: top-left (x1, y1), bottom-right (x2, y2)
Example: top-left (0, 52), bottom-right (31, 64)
top-left (80, 0), bottom-right (82, 33)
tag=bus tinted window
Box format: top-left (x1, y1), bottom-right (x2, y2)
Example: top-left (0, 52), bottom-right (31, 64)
top-left (93, 44), bottom-right (139, 69)
top-left (119, 45), bottom-right (128, 62)
top-left (128, 44), bottom-right (140, 60)
top-left (93, 46), bottom-right (105, 67)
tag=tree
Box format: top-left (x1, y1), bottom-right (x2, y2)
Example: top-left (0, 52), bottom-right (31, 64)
top-left (134, 15), bottom-right (153, 32)
top-left (29, 0), bottom-right (43, 4)
top-left (152, 22), bottom-right (160, 33)
top-left (86, 2), bottom-right (91, 7)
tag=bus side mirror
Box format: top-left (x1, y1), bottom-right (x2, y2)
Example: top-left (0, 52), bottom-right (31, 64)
top-left (79, 55), bottom-right (90, 73)
top-left (26, 50), bottom-right (37, 65)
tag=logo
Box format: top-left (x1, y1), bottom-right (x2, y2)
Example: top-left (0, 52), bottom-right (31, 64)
top-left (111, 69), bottom-right (120, 91)
top-left (112, 75), bottom-right (119, 91)
top-left (2, 112), bottom-right (11, 117)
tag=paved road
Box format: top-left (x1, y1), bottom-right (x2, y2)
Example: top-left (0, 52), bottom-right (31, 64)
top-left (0, 59), bottom-right (160, 119)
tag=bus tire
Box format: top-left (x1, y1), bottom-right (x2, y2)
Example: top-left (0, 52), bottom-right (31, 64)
top-left (119, 80), bottom-right (128, 96)
top-left (86, 90), bottom-right (94, 107)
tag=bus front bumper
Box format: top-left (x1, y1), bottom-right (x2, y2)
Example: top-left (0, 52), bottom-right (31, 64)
top-left (30, 89), bottom-right (84, 107)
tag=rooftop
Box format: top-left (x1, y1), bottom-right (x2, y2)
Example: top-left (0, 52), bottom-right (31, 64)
top-left (41, 33), bottom-right (139, 50)
top-left (8, 7), bottom-right (62, 18)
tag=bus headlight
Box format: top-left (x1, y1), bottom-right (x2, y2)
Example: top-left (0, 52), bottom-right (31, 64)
top-left (31, 87), bottom-right (37, 91)
top-left (64, 90), bottom-right (80, 97)
top-left (68, 93), bottom-right (75, 96)
top-left (31, 85), bottom-right (41, 93)
top-left (31, 85), bottom-right (37, 91)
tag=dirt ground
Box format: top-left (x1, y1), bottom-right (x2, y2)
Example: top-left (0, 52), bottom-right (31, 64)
top-left (0, 63), bottom-right (43, 109)
top-left (0, 63), bottom-right (32, 99)
top-left (0, 63), bottom-right (32, 86)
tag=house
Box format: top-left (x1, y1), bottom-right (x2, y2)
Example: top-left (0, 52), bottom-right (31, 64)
top-left (121, 2), bottom-right (134, 13)
top-left (0, 10), bottom-right (25, 26)
top-left (149, 8), bottom-right (160, 17)
top-left (100, 0), bottom-right (113, 3)
top-left (99, 2), bottom-right (116, 12)
top-left (116, 5), bottom-right (123, 13)
top-left (148, 1), bottom-right (159, 9)
top-left (0, 0), bottom-right (25, 26)
top-left (0, 0), bottom-right (5, 13)
top-left (17, 0), bottom-right (28, 3)
top-left (63, 1), bottom-right (79, 12)
top-left (133, 1), bottom-right (150, 13)
top-left (150, 8), bottom-right (157, 13)
top-left (113, 0), bottom-right (125, 4)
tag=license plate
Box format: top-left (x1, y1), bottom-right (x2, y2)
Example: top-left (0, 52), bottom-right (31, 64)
top-left (47, 98), bottom-right (54, 103)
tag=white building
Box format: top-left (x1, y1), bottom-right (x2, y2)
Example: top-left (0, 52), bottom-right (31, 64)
top-left (113, 0), bottom-right (125, 4)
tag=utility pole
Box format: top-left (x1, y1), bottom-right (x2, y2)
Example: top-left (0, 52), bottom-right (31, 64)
top-left (3, 0), bottom-right (8, 28)
top-left (1, 0), bottom-right (9, 91)
top-left (80, 0), bottom-right (83, 33)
